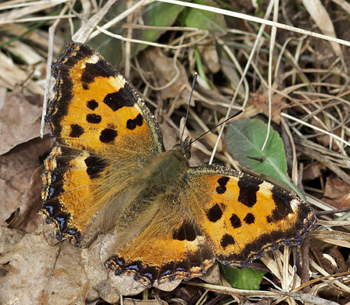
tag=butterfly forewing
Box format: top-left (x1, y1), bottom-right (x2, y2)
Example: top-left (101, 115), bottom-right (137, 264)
top-left (184, 165), bottom-right (316, 267)
top-left (42, 43), bottom-right (163, 246)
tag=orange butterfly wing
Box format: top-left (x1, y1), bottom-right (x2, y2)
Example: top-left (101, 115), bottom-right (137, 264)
top-left (41, 43), bottom-right (163, 246)
top-left (185, 165), bottom-right (316, 267)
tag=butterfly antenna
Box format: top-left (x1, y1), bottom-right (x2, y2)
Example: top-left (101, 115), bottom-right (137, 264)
top-left (180, 73), bottom-right (197, 144)
top-left (185, 110), bottom-right (243, 150)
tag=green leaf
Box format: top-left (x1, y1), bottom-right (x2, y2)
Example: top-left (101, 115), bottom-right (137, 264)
top-left (221, 266), bottom-right (265, 290)
top-left (183, 0), bottom-right (227, 34)
top-left (131, 2), bottom-right (184, 56)
top-left (90, 2), bottom-right (184, 63)
top-left (226, 118), bottom-right (304, 198)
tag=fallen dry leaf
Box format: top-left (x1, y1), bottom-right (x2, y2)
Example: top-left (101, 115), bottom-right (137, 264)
top-left (248, 92), bottom-right (287, 124)
top-left (0, 88), bottom-right (43, 155)
top-left (199, 44), bottom-right (220, 74)
top-left (139, 48), bottom-right (191, 110)
top-left (8, 165), bottom-right (43, 234)
top-left (0, 137), bottom-right (51, 228)
top-left (324, 176), bottom-right (350, 199)
top-left (303, 162), bottom-right (327, 181)
top-left (322, 176), bottom-right (350, 209)
top-left (0, 228), bottom-right (88, 305)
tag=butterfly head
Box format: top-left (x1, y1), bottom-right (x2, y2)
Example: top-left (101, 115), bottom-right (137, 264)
top-left (174, 137), bottom-right (192, 160)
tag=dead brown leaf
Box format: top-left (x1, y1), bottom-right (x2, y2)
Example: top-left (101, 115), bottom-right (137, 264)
top-left (0, 88), bottom-right (43, 155)
top-left (0, 229), bottom-right (89, 305)
top-left (139, 48), bottom-right (191, 110)
top-left (323, 176), bottom-right (350, 209)
top-left (248, 92), bottom-right (287, 124)
top-left (8, 165), bottom-right (43, 233)
top-left (198, 44), bottom-right (220, 74)
top-left (303, 162), bottom-right (327, 181)
top-left (0, 137), bottom-right (51, 228)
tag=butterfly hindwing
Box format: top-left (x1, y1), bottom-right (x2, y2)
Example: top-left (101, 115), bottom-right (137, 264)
top-left (104, 163), bottom-right (316, 286)
top-left (105, 209), bottom-right (215, 286)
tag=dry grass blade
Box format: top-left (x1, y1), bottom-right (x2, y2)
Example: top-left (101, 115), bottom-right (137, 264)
top-left (295, 137), bottom-right (350, 184)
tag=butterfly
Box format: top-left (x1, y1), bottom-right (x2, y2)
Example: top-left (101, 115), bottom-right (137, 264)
top-left (41, 42), bottom-right (316, 292)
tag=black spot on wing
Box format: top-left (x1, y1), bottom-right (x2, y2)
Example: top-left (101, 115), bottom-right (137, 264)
top-left (100, 128), bottom-right (118, 143)
top-left (81, 59), bottom-right (117, 89)
top-left (173, 221), bottom-right (197, 241)
top-left (206, 203), bottom-right (223, 222)
top-left (221, 234), bottom-right (235, 249)
top-left (230, 213), bottom-right (242, 229)
top-left (126, 113), bottom-right (143, 130)
top-left (87, 99), bottom-right (98, 110)
top-left (69, 124), bottom-right (84, 138)
top-left (244, 213), bottom-right (255, 224)
top-left (84, 155), bottom-right (108, 179)
top-left (266, 186), bottom-right (294, 223)
top-left (103, 84), bottom-right (136, 111)
top-left (216, 177), bottom-right (230, 194)
top-left (238, 175), bottom-right (263, 207)
top-left (86, 113), bottom-right (102, 124)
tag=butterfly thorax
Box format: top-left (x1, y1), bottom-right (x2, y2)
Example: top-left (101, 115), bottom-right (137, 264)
top-left (113, 147), bottom-right (189, 235)
top-left (143, 147), bottom-right (189, 196)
